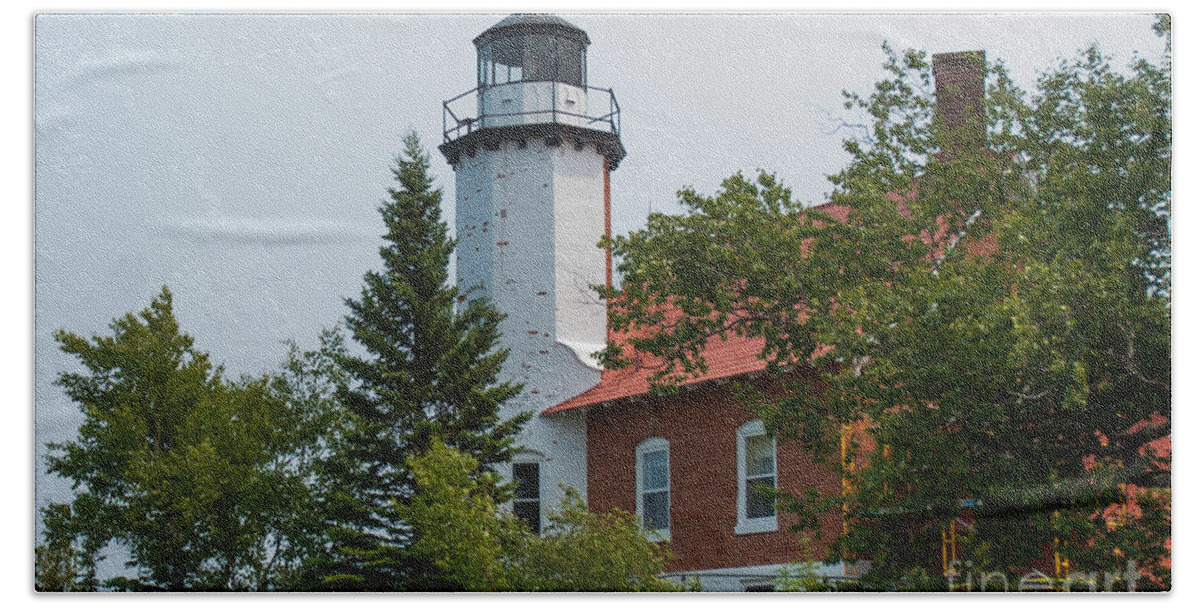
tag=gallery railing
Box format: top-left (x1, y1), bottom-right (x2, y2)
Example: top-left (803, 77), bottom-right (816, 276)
top-left (443, 84), bottom-right (621, 143)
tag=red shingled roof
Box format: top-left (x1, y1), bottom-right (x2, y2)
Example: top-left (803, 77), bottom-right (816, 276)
top-left (541, 331), bottom-right (767, 415)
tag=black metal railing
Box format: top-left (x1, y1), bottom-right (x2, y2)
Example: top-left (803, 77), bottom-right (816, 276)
top-left (443, 83), bottom-right (621, 143)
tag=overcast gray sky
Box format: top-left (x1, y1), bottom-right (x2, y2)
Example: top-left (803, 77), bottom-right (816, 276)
top-left (33, 12), bottom-right (1166, 552)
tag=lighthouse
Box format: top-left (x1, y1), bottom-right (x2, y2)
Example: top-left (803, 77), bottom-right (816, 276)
top-left (439, 14), bottom-right (624, 532)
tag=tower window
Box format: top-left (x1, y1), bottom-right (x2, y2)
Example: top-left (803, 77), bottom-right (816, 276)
top-left (636, 437), bottom-right (670, 539)
top-left (736, 420), bottom-right (778, 535)
top-left (513, 461), bottom-right (540, 534)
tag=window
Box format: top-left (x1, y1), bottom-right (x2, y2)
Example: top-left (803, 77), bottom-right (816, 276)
top-left (478, 34), bottom-right (585, 88)
top-left (736, 420), bottom-right (777, 534)
top-left (513, 460), bottom-right (540, 534)
top-left (636, 437), bottom-right (670, 539)
top-left (744, 583), bottom-right (778, 592)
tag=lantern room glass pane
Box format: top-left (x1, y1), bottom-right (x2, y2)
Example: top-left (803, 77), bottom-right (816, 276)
top-left (479, 34), bottom-right (584, 87)
top-left (483, 36), bottom-right (524, 86)
top-left (523, 34), bottom-right (555, 82)
top-left (553, 38), bottom-right (583, 86)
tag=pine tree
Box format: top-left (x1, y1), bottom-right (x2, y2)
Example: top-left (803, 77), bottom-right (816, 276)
top-left (316, 133), bottom-right (527, 591)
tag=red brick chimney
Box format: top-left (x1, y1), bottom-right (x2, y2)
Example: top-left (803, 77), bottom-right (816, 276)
top-left (932, 50), bottom-right (986, 145)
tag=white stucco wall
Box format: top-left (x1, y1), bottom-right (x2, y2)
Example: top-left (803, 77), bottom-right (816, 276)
top-left (453, 134), bottom-right (608, 524)
top-left (552, 143), bottom-right (608, 369)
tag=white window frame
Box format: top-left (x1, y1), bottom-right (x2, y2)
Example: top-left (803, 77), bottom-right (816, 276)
top-left (635, 437), bottom-right (671, 541)
top-left (736, 420), bottom-right (778, 535)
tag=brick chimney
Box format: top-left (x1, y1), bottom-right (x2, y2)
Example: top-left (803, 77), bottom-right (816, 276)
top-left (932, 50), bottom-right (986, 146)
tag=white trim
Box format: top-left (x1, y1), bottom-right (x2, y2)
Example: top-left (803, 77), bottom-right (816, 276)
top-left (635, 436), bottom-right (671, 541)
top-left (735, 420), bottom-right (778, 535)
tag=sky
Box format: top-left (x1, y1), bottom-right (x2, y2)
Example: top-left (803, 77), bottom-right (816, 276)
top-left (27, 7), bottom-right (1171, 586)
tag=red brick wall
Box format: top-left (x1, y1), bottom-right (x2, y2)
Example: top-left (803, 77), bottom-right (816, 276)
top-left (585, 374), bottom-right (844, 573)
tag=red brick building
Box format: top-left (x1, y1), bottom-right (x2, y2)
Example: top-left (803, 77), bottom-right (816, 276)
top-left (544, 334), bottom-right (846, 587)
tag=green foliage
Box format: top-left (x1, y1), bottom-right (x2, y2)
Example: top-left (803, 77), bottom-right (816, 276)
top-left (774, 535), bottom-right (833, 592)
top-left (398, 440), bottom-right (525, 591)
top-left (509, 487), bottom-right (682, 591)
top-left (604, 33), bottom-right (1169, 589)
top-left (827, 39), bottom-right (1171, 588)
top-left (43, 287), bottom-right (331, 590)
top-left (315, 133), bottom-right (528, 590)
top-left (256, 331), bottom-right (351, 589)
top-left (400, 441), bottom-right (682, 592)
top-left (35, 542), bottom-right (83, 592)
top-left (776, 562), bottom-right (828, 592)
top-left (35, 504), bottom-right (89, 592)
top-left (601, 170), bottom-right (856, 395)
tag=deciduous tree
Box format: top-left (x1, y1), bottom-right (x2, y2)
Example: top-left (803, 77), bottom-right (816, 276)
top-left (603, 24), bottom-right (1170, 588)
top-left (400, 440), bottom-right (682, 592)
top-left (43, 287), bottom-right (330, 590)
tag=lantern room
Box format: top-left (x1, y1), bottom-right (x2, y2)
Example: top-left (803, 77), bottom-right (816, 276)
top-left (439, 13), bottom-right (624, 168)
top-left (475, 13), bottom-right (589, 88)
top-left (466, 14), bottom-right (595, 131)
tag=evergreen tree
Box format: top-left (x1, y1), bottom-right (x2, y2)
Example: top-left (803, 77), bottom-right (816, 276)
top-left (316, 133), bottom-right (527, 590)
top-left (43, 287), bottom-right (326, 590)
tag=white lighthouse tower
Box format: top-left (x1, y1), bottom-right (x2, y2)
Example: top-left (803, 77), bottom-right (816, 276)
top-left (439, 14), bottom-right (624, 532)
